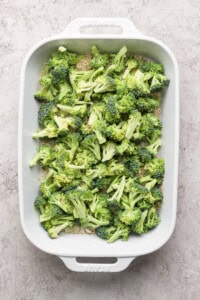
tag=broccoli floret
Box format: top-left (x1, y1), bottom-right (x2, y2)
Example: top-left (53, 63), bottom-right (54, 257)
top-left (123, 58), bottom-right (138, 78)
top-left (135, 97), bottom-right (160, 113)
top-left (29, 145), bottom-right (53, 167)
top-left (90, 46), bottom-right (109, 69)
top-left (34, 90), bottom-right (54, 102)
top-left (132, 209), bottom-right (148, 234)
top-left (107, 160), bottom-right (125, 176)
top-left (74, 150), bottom-right (98, 169)
top-left (138, 147), bottom-right (153, 163)
top-left (86, 163), bottom-right (107, 179)
top-left (57, 82), bottom-right (72, 102)
top-left (94, 75), bottom-right (116, 93)
top-left (49, 192), bottom-right (74, 214)
top-left (150, 73), bottom-right (170, 92)
top-left (127, 70), bottom-right (151, 95)
top-left (122, 183), bottom-right (148, 210)
top-left (34, 196), bottom-right (47, 214)
top-left (123, 157), bottom-right (141, 177)
top-left (151, 187), bottom-right (163, 203)
top-left (140, 175), bottom-right (157, 191)
top-left (145, 207), bottom-right (160, 229)
top-left (146, 138), bottom-right (162, 155)
top-left (81, 134), bottom-right (101, 160)
top-left (144, 158), bottom-right (165, 184)
top-left (96, 221), bottom-right (129, 243)
top-left (38, 102), bottom-right (57, 128)
top-left (139, 60), bottom-right (164, 74)
top-left (48, 216), bottom-right (74, 238)
top-left (91, 177), bottom-right (113, 191)
top-left (32, 121), bottom-right (58, 139)
top-left (137, 199), bottom-right (152, 210)
top-left (96, 225), bottom-right (115, 240)
top-left (69, 69), bottom-right (94, 91)
top-left (116, 93), bottom-right (135, 114)
top-left (133, 114), bottom-right (158, 141)
top-left (40, 181), bottom-right (57, 198)
top-left (105, 122), bottom-right (127, 141)
top-left (102, 142), bottom-right (116, 162)
top-left (125, 111), bottom-right (141, 139)
top-left (106, 46), bottom-right (127, 74)
top-left (40, 204), bottom-right (63, 222)
top-left (109, 176), bottom-right (126, 203)
top-left (51, 66), bottom-right (68, 86)
top-left (63, 132), bottom-right (82, 162)
top-left (57, 104), bottom-right (87, 117)
top-left (81, 214), bottom-right (110, 229)
top-left (54, 115), bottom-right (82, 133)
top-left (119, 208), bottom-right (141, 225)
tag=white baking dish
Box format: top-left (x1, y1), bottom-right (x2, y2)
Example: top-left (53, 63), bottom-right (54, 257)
top-left (18, 18), bottom-right (179, 272)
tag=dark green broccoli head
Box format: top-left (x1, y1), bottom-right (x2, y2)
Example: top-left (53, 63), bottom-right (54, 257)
top-left (38, 102), bottom-right (57, 128)
top-left (135, 97), bottom-right (160, 113)
top-left (150, 73), bottom-right (170, 93)
top-left (34, 90), bottom-right (54, 102)
top-left (91, 177), bottom-right (113, 191)
top-left (34, 196), bottom-right (47, 214)
top-left (51, 66), bottom-right (68, 86)
top-left (123, 157), bottom-right (141, 177)
top-left (139, 60), bottom-right (164, 74)
top-left (138, 147), bottom-right (153, 163)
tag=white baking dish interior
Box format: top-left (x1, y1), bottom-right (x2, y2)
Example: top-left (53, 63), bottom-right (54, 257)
top-left (19, 18), bottom-right (179, 272)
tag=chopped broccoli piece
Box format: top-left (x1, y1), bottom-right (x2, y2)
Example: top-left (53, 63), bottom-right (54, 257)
top-left (29, 145), bottom-right (52, 167)
top-left (132, 210), bottom-right (148, 234)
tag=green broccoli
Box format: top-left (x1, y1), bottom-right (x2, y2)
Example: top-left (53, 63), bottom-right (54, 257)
top-left (49, 192), bottom-right (74, 214)
top-left (96, 222), bottom-right (129, 243)
top-left (81, 134), bottom-right (101, 160)
top-left (57, 104), bottom-right (87, 117)
top-left (150, 73), bottom-right (170, 92)
top-left (74, 150), bottom-right (98, 169)
top-left (29, 145), bottom-right (52, 167)
top-left (119, 208), bottom-right (141, 225)
top-left (145, 207), bottom-right (160, 229)
top-left (38, 102), bottom-right (57, 128)
top-left (125, 111), bottom-right (141, 140)
top-left (40, 204), bottom-right (63, 222)
top-left (90, 46), bottom-right (109, 69)
top-left (135, 97), bottom-right (160, 113)
top-left (94, 75), bottom-right (116, 93)
top-left (32, 121), bottom-right (58, 139)
top-left (48, 216), bottom-right (74, 238)
top-left (144, 158), bottom-right (165, 184)
top-left (34, 196), bottom-right (47, 214)
top-left (139, 60), bottom-right (164, 74)
top-left (106, 46), bottom-right (127, 74)
top-left (132, 209), bottom-right (148, 234)
top-left (102, 142), bottom-right (116, 162)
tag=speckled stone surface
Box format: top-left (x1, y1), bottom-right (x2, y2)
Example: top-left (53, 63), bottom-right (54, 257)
top-left (0, 0), bottom-right (200, 299)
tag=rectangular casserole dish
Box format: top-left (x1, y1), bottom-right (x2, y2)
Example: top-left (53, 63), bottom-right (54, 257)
top-left (18, 18), bottom-right (179, 272)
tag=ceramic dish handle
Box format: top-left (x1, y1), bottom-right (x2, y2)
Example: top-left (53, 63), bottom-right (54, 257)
top-left (59, 256), bottom-right (135, 272)
top-left (60, 18), bottom-right (142, 36)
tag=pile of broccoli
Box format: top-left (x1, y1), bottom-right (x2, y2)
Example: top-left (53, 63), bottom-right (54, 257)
top-left (30, 45), bottom-right (169, 242)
